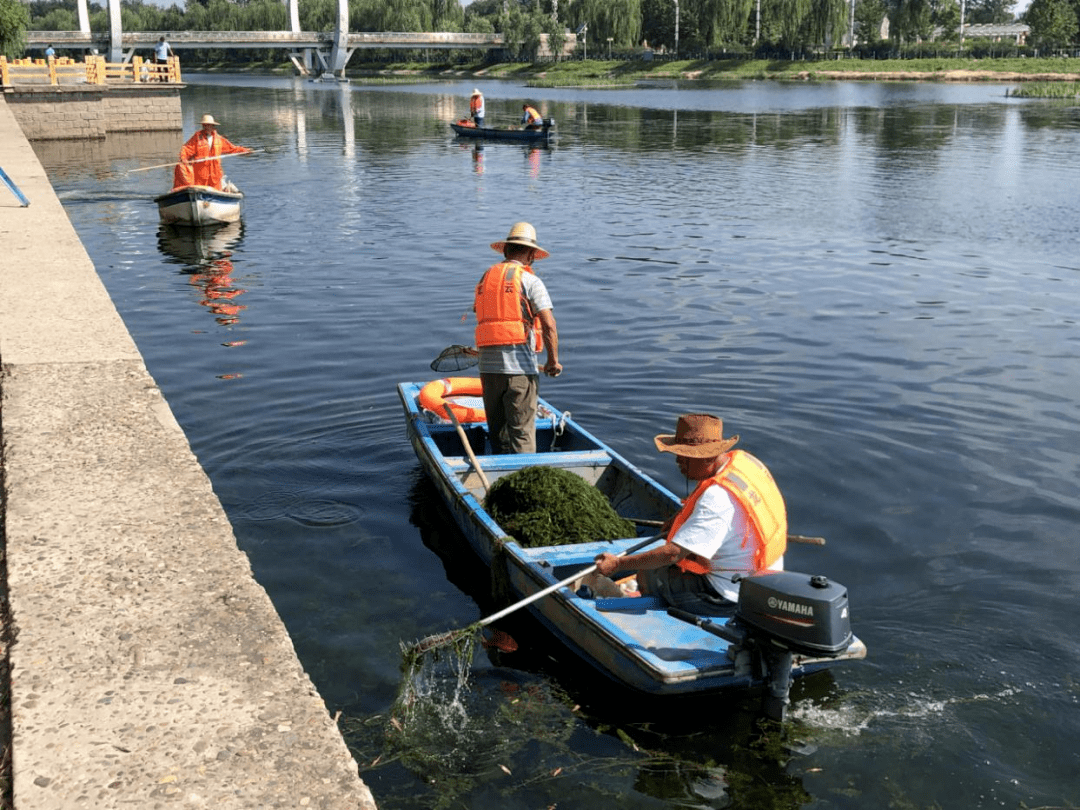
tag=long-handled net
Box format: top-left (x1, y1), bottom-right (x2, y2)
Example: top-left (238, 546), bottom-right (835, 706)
top-left (431, 344), bottom-right (479, 372)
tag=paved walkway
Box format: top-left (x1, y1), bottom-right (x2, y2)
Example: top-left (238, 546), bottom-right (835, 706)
top-left (0, 97), bottom-right (376, 808)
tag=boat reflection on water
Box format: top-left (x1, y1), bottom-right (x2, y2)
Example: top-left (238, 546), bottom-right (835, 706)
top-left (157, 222), bottom-right (248, 326)
top-left (158, 221), bottom-right (244, 266)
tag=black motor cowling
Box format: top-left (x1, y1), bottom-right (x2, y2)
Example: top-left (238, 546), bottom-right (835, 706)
top-left (735, 570), bottom-right (852, 657)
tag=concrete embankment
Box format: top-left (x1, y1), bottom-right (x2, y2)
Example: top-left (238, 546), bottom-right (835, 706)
top-left (0, 97), bottom-right (377, 808)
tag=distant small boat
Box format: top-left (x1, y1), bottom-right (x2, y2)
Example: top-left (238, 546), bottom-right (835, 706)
top-left (451, 118), bottom-right (555, 143)
top-left (154, 185), bottom-right (243, 226)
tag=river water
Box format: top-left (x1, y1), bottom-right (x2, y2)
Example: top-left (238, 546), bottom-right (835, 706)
top-left (33, 73), bottom-right (1080, 809)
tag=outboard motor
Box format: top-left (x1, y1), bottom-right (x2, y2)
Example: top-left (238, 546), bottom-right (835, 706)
top-left (668, 570), bottom-right (852, 722)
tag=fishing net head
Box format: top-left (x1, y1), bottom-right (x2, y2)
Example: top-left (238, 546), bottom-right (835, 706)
top-left (430, 344), bottom-right (479, 372)
top-left (395, 622), bottom-right (485, 732)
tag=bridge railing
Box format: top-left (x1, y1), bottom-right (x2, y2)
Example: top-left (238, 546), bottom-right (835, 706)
top-left (25, 29), bottom-right (504, 51)
top-left (0, 55), bottom-right (181, 87)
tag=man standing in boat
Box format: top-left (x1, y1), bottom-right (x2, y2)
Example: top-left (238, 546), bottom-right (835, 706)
top-left (593, 414), bottom-right (787, 615)
top-left (470, 88), bottom-right (485, 127)
top-left (474, 222), bottom-right (562, 454)
top-left (173, 114), bottom-right (252, 191)
top-left (521, 103), bottom-right (544, 130)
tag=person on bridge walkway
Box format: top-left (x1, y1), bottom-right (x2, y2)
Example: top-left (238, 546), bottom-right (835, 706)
top-left (154, 37), bottom-right (174, 81)
top-left (172, 114), bottom-right (252, 191)
top-left (521, 104), bottom-right (543, 130)
top-left (470, 88), bottom-right (485, 127)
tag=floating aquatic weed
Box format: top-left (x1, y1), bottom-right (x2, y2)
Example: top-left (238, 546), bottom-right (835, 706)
top-left (484, 466), bottom-right (635, 549)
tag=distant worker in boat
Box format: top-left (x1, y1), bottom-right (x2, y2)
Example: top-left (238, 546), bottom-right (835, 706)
top-left (470, 88), bottom-right (485, 128)
top-left (593, 414), bottom-right (787, 616)
top-left (172, 114), bottom-right (252, 191)
top-left (474, 221), bottom-right (562, 454)
top-left (521, 103), bottom-right (544, 130)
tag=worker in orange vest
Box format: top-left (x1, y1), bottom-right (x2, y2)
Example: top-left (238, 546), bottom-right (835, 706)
top-left (473, 222), bottom-right (561, 454)
top-left (594, 414), bottom-right (787, 615)
top-left (469, 88), bottom-right (485, 127)
top-left (172, 114), bottom-right (251, 191)
top-left (521, 104), bottom-right (543, 130)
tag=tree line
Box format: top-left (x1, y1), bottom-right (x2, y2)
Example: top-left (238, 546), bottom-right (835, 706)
top-left (4, 0), bottom-right (1077, 63)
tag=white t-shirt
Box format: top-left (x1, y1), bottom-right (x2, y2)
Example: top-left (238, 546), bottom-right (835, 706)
top-left (670, 484), bottom-right (783, 601)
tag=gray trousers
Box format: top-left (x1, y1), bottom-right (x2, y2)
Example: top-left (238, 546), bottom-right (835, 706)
top-left (639, 565), bottom-right (737, 618)
top-left (480, 373), bottom-right (538, 454)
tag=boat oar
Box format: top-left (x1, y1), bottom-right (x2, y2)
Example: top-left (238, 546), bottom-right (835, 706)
top-left (443, 404), bottom-right (490, 493)
top-left (408, 533), bottom-right (663, 654)
top-left (125, 149), bottom-right (263, 174)
top-left (629, 517), bottom-right (825, 545)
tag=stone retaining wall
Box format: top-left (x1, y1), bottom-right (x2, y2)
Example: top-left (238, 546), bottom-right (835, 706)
top-left (2, 85), bottom-right (181, 140)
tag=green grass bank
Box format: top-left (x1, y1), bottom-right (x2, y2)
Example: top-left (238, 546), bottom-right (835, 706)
top-left (335, 56), bottom-right (1080, 86)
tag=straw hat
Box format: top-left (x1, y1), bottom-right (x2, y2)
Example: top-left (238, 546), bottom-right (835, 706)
top-left (199, 114), bottom-right (220, 127)
top-left (490, 222), bottom-right (549, 260)
top-left (654, 414), bottom-right (739, 458)
top-left (471, 88), bottom-right (482, 96)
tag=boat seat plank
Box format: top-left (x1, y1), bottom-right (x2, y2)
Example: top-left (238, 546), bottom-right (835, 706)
top-left (444, 450), bottom-right (613, 471)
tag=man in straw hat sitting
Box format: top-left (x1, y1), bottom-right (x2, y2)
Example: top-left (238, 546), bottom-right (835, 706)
top-left (173, 114), bottom-right (252, 191)
top-left (594, 414), bottom-right (787, 616)
top-left (474, 222), bottom-right (562, 454)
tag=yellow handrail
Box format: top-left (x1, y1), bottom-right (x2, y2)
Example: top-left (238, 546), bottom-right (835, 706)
top-left (0, 54), bottom-right (181, 87)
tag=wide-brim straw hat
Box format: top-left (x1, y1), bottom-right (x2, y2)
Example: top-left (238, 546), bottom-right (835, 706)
top-left (471, 88), bottom-right (482, 96)
top-left (654, 414), bottom-right (739, 458)
top-left (491, 221), bottom-right (549, 260)
top-left (199, 114), bottom-right (220, 127)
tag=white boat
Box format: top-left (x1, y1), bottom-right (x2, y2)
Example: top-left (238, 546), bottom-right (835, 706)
top-left (154, 184), bottom-right (243, 226)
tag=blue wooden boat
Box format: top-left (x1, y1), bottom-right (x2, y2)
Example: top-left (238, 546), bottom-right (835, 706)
top-left (451, 118), bottom-right (554, 143)
top-left (398, 379), bottom-right (866, 718)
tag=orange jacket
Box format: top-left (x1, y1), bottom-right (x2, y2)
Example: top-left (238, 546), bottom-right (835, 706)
top-left (667, 449), bottom-right (787, 575)
top-left (522, 106), bottom-right (543, 127)
top-left (474, 261), bottom-right (542, 350)
top-left (172, 130), bottom-right (248, 190)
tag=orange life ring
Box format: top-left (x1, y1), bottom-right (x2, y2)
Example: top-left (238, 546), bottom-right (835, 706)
top-left (418, 377), bottom-right (486, 423)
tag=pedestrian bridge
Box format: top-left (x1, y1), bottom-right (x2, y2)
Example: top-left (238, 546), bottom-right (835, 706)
top-left (24, 0), bottom-right (505, 78)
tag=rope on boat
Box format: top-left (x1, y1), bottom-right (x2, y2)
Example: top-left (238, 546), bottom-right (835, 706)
top-left (550, 410), bottom-right (571, 450)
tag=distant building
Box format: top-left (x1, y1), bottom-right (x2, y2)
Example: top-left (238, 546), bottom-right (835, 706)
top-left (963, 23), bottom-right (1029, 44)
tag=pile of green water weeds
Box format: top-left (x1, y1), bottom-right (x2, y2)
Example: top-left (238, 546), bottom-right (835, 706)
top-left (484, 466), bottom-right (635, 548)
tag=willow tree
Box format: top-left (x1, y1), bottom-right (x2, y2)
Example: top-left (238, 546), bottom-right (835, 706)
top-left (889, 0), bottom-right (934, 42)
top-left (0, 0), bottom-right (29, 59)
top-left (693, 0), bottom-right (756, 45)
top-left (301, 0), bottom-right (339, 30)
top-left (570, 0), bottom-right (642, 47)
top-left (761, 0), bottom-right (847, 46)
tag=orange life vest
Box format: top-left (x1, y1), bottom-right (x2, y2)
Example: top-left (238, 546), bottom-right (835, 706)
top-left (470, 95), bottom-right (484, 115)
top-left (667, 449), bottom-right (787, 575)
top-left (522, 106), bottom-right (543, 126)
top-left (474, 261), bottom-right (543, 351)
